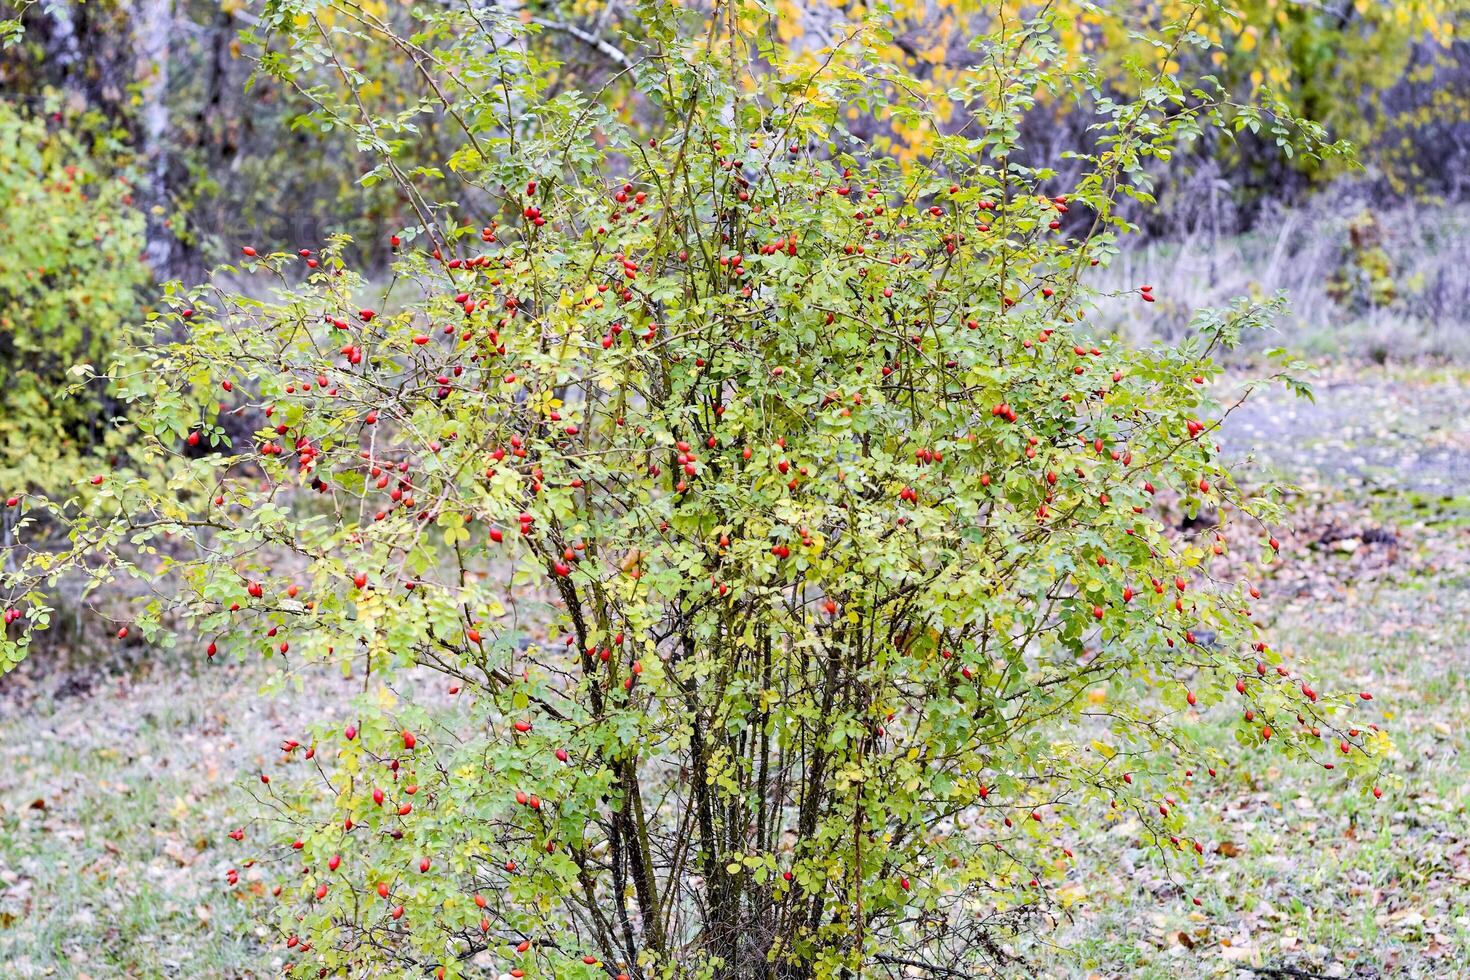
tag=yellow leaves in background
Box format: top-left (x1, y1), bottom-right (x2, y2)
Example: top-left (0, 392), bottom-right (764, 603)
top-left (775, 0), bottom-right (804, 44)
top-left (917, 25), bottom-right (950, 66)
top-left (789, 0), bottom-right (1457, 185)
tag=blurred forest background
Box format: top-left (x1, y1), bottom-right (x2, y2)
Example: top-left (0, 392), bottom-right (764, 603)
top-left (2, 0), bottom-right (1468, 393)
top-left (3, 1), bottom-right (1468, 279)
top-left (0, 1), bottom-right (1468, 977)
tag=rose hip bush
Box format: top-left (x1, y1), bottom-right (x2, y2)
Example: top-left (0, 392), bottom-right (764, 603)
top-left (1, 2), bottom-right (1386, 977)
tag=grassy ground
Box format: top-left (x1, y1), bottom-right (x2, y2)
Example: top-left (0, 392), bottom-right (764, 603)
top-left (1, 366), bottom-right (1466, 978)
top-left (1045, 367), bottom-right (1470, 978)
top-left (0, 661), bottom-right (327, 978)
top-left (1051, 511), bottom-right (1470, 978)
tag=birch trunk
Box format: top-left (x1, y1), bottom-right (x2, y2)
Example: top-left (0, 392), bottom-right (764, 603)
top-left (133, 0), bottom-right (175, 276)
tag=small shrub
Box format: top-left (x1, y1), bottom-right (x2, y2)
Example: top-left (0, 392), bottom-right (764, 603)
top-left (1327, 210), bottom-right (1398, 312)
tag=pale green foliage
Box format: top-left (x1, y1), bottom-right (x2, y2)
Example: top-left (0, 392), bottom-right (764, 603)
top-left (0, 3), bottom-right (1382, 978)
top-left (0, 100), bottom-right (148, 497)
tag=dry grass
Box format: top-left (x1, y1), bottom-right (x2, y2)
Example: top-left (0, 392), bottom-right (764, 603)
top-left (1093, 195), bottom-right (1470, 364)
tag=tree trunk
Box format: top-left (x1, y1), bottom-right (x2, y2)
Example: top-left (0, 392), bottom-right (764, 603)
top-left (133, 0), bottom-right (175, 277)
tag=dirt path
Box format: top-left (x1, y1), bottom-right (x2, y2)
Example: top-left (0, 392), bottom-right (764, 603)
top-left (1220, 369), bottom-right (1470, 501)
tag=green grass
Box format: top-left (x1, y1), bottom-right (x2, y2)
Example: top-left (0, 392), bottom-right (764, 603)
top-left (1366, 488), bottom-right (1470, 530)
top-left (1036, 504), bottom-right (1470, 978)
top-left (0, 665), bottom-right (279, 978)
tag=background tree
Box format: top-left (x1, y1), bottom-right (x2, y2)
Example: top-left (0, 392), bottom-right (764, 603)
top-left (0, 99), bottom-right (147, 500)
top-left (2, 0), bottom-right (1466, 281)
